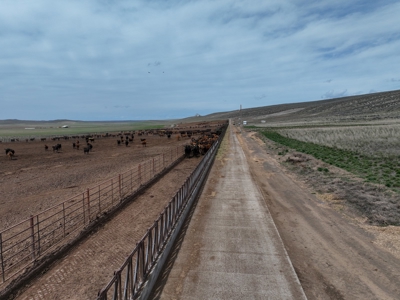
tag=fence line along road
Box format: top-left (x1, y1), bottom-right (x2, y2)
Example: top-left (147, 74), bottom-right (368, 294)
top-left (0, 146), bottom-right (184, 290)
top-left (96, 125), bottom-right (227, 300)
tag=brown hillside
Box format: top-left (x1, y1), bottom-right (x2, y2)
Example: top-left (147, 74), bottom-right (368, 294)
top-left (186, 89), bottom-right (400, 124)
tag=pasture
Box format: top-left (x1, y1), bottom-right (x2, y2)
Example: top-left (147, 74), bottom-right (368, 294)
top-left (253, 121), bottom-right (400, 226)
top-left (0, 120), bottom-right (168, 141)
top-left (276, 123), bottom-right (400, 157)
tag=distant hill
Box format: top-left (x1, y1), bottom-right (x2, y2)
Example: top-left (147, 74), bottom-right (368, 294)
top-left (3, 89), bottom-right (400, 125)
top-left (185, 89), bottom-right (400, 124)
top-left (0, 119), bottom-right (171, 126)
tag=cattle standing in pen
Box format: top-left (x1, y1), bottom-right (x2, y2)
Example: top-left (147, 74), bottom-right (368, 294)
top-left (52, 144), bottom-right (62, 152)
top-left (5, 148), bottom-right (15, 160)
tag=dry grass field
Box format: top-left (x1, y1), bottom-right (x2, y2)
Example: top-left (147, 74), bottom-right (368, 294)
top-left (196, 89), bottom-right (400, 226)
top-left (277, 124), bottom-right (400, 157)
top-left (0, 120), bottom-right (170, 141)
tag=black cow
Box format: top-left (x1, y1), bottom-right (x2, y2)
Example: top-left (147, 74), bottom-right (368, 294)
top-left (5, 148), bottom-right (15, 155)
top-left (52, 144), bottom-right (62, 152)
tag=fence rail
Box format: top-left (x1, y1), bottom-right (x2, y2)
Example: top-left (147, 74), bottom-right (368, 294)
top-left (96, 126), bottom-right (226, 300)
top-left (0, 146), bottom-right (184, 285)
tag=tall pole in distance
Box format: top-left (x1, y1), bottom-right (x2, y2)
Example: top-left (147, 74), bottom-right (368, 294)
top-left (239, 104), bottom-right (242, 133)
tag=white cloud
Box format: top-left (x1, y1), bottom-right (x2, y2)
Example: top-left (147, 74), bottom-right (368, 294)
top-left (0, 0), bottom-right (399, 120)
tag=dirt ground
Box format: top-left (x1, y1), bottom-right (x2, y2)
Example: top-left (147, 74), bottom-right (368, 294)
top-left (237, 129), bottom-right (400, 299)
top-left (0, 122), bottom-right (224, 231)
top-left (0, 134), bottom-right (182, 229)
top-left (0, 122), bottom-right (225, 299)
top-left (12, 156), bottom-right (203, 300)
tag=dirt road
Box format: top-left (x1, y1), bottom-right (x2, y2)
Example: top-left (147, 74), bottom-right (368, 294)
top-left (151, 122), bottom-right (306, 299)
top-left (237, 129), bottom-right (400, 299)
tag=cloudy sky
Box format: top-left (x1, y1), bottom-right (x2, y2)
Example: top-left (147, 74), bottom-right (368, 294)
top-left (1, 0), bottom-right (400, 121)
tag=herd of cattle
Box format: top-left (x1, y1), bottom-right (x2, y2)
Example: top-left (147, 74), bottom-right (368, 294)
top-left (3, 123), bottom-right (227, 160)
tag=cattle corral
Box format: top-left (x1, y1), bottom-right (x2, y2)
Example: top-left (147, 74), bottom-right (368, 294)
top-left (0, 120), bottom-right (227, 296)
top-left (0, 121), bottom-right (227, 231)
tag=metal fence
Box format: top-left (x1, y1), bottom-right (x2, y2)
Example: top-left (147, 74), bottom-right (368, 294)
top-left (96, 127), bottom-right (226, 300)
top-left (0, 146), bottom-right (184, 285)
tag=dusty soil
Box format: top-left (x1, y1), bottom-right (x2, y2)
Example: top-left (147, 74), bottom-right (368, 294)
top-left (237, 129), bottom-right (400, 299)
top-left (0, 121), bottom-right (226, 299)
top-left (0, 122), bottom-right (223, 230)
top-left (12, 156), bottom-right (203, 300)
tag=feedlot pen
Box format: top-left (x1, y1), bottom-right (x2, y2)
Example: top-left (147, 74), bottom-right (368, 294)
top-left (10, 155), bottom-right (202, 300)
top-left (0, 124), bottom-right (224, 299)
top-left (0, 132), bottom-right (194, 230)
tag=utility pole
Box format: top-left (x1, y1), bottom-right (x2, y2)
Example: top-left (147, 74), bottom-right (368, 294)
top-left (240, 104), bottom-right (242, 125)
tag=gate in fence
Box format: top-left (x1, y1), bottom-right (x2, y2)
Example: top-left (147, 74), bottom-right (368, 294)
top-left (96, 126), bottom-right (226, 300)
top-left (0, 146), bottom-right (183, 286)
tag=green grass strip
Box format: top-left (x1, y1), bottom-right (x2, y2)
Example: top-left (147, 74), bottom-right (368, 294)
top-left (261, 130), bottom-right (400, 189)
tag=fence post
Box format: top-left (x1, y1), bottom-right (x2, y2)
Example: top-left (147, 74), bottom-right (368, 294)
top-left (138, 164), bottom-right (142, 185)
top-left (30, 215), bottom-right (36, 261)
top-left (130, 169), bottom-right (133, 192)
top-left (82, 193), bottom-right (86, 225)
top-left (36, 215), bottom-right (41, 257)
top-left (98, 185), bottom-right (101, 214)
top-left (63, 202), bottom-right (66, 237)
top-left (119, 174), bottom-right (122, 199)
top-left (111, 179), bottom-right (114, 206)
top-left (87, 189), bottom-right (91, 222)
top-left (0, 233), bottom-right (5, 282)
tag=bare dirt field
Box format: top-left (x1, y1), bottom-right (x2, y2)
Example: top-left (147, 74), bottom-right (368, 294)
top-left (0, 121), bottom-right (226, 298)
top-left (1, 132), bottom-right (184, 231)
top-left (13, 155), bottom-right (203, 300)
top-left (0, 121), bottom-right (223, 231)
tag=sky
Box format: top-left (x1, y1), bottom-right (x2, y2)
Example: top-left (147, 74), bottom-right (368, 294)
top-left (1, 0), bottom-right (400, 121)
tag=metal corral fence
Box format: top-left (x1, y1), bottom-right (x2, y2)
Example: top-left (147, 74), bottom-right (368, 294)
top-left (96, 126), bottom-right (226, 300)
top-left (0, 146), bottom-right (184, 285)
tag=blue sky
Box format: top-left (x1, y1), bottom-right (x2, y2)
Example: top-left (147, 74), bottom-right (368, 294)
top-left (1, 0), bottom-right (399, 121)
